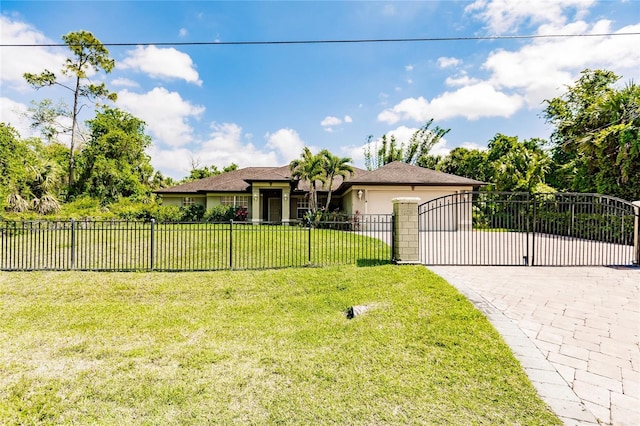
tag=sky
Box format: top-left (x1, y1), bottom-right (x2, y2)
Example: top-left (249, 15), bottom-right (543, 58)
top-left (1, 1), bottom-right (639, 180)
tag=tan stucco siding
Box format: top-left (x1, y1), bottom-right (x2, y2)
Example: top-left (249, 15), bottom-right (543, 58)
top-left (346, 186), bottom-right (472, 215)
top-left (160, 195), bottom-right (206, 208)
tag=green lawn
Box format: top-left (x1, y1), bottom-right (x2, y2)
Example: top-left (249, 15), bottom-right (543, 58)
top-left (0, 265), bottom-right (560, 425)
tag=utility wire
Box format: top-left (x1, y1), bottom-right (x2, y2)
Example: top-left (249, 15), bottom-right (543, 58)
top-left (2, 32), bottom-right (639, 47)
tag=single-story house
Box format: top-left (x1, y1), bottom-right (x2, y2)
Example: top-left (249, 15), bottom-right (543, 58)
top-left (156, 161), bottom-right (484, 225)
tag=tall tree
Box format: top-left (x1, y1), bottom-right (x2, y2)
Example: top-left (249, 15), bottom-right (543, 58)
top-left (26, 99), bottom-right (71, 144)
top-left (485, 134), bottom-right (552, 193)
top-left (74, 108), bottom-right (153, 203)
top-left (429, 147), bottom-right (489, 182)
top-left (182, 160), bottom-right (239, 183)
top-left (543, 69), bottom-right (640, 200)
top-left (320, 149), bottom-right (354, 210)
top-left (24, 30), bottom-right (117, 193)
top-left (364, 119), bottom-right (450, 170)
top-left (290, 147), bottom-right (325, 213)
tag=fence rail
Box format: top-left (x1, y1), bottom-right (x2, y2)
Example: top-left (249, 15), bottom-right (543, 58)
top-left (0, 214), bottom-right (393, 271)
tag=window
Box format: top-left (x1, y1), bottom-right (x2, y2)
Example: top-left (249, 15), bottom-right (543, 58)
top-left (221, 196), bottom-right (249, 208)
top-left (182, 197), bottom-right (195, 207)
top-left (296, 198), bottom-right (309, 219)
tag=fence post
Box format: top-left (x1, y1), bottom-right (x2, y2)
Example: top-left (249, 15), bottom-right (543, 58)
top-left (633, 201), bottom-right (640, 266)
top-left (308, 223), bottom-right (312, 264)
top-left (531, 195), bottom-right (537, 266)
top-left (390, 214), bottom-right (395, 262)
top-left (229, 219), bottom-right (233, 269)
top-left (150, 219), bottom-right (155, 270)
top-left (70, 219), bottom-right (76, 269)
top-left (392, 197), bottom-right (421, 264)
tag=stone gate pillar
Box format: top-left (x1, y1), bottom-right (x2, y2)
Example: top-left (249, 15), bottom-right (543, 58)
top-left (393, 197), bottom-right (420, 264)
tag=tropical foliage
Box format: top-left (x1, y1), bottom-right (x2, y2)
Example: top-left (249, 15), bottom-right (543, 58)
top-left (423, 134), bottom-right (554, 193)
top-left (182, 161), bottom-right (239, 183)
top-left (543, 69), bottom-right (639, 200)
top-left (73, 108), bottom-right (154, 203)
top-left (364, 119), bottom-right (450, 170)
top-left (320, 149), bottom-right (355, 210)
top-left (289, 147), bottom-right (327, 213)
top-left (290, 148), bottom-right (355, 213)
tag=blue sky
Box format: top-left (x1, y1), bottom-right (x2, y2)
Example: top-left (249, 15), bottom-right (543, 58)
top-left (1, 1), bottom-right (639, 179)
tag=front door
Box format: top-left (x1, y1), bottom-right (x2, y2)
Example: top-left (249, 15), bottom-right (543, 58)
top-left (268, 198), bottom-right (282, 222)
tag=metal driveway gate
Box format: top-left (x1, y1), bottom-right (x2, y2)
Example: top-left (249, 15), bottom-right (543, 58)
top-left (419, 192), bottom-right (639, 266)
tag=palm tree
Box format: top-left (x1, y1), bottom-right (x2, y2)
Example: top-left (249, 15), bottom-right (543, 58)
top-left (320, 150), bottom-right (354, 211)
top-left (28, 158), bottom-right (63, 214)
top-left (289, 147), bottom-right (325, 213)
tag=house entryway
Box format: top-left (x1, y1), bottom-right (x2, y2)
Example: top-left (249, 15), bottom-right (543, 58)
top-left (256, 189), bottom-right (284, 223)
top-left (268, 197), bottom-right (282, 222)
top-left (419, 192), bottom-right (639, 266)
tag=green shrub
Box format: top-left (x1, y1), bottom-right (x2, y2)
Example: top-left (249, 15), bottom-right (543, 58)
top-left (204, 205), bottom-right (236, 222)
top-left (180, 204), bottom-right (206, 222)
top-left (153, 205), bottom-right (182, 222)
top-left (58, 196), bottom-right (111, 220)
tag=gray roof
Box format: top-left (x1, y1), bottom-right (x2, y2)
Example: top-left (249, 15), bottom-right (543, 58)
top-left (343, 161), bottom-right (484, 187)
top-left (156, 161), bottom-right (483, 194)
top-left (155, 166), bottom-right (290, 193)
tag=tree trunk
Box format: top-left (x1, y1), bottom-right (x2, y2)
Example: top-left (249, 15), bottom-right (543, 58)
top-left (68, 74), bottom-right (81, 197)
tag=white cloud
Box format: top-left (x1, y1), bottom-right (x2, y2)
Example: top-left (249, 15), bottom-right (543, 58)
top-left (430, 83), bottom-right (524, 120)
top-left (265, 128), bottom-right (306, 162)
top-left (0, 97), bottom-right (32, 137)
top-left (377, 97), bottom-right (430, 124)
top-left (150, 123), bottom-right (283, 179)
top-left (386, 125), bottom-right (420, 144)
top-left (405, 64), bottom-right (414, 71)
top-left (120, 45), bottom-right (202, 86)
top-left (484, 21), bottom-right (640, 106)
top-left (179, 28), bottom-right (188, 38)
top-left (321, 115), bottom-right (352, 132)
top-left (383, 8), bottom-right (639, 125)
top-left (466, 0), bottom-right (596, 34)
top-left (378, 82), bottom-right (524, 123)
top-left (111, 78), bottom-right (139, 88)
top-left (445, 72), bottom-right (480, 87)
top-left (0, 16), bottom-right (68, 90)
top-left (117, 87), bottom-right (205, 147)
top-left (437, 57), bottom-right (462, 68)
top-left (321, 116), bottom-right (342, 127)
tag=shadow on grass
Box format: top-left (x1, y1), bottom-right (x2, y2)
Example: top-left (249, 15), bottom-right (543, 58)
top-left (356, 259), bottom-right (394, 267)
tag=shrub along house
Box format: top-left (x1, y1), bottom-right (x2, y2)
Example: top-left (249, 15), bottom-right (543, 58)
top-left (156, 161), bottom-right (484, 226)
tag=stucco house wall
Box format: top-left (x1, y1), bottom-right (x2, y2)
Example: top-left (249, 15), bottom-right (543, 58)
top-left (161, 194), bottom-right (207, 208)
top-left (345, 185), bottom-right (472, 215)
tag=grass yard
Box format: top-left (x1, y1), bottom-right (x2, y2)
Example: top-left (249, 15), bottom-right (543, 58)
top-left (0, 265), bottom-right (560, 425)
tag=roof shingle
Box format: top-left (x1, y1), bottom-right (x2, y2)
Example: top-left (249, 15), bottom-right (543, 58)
top-left (155, 161), bottom-right (483, 194)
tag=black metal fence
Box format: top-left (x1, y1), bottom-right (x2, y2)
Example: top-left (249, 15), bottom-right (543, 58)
top-left (419, 192), bottom-right (639, 266)
top-left (0, 214), bottom-right (393, 271)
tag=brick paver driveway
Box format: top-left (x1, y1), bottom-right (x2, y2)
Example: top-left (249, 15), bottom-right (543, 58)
top-left (429, 266), bottom-right (639, 426)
